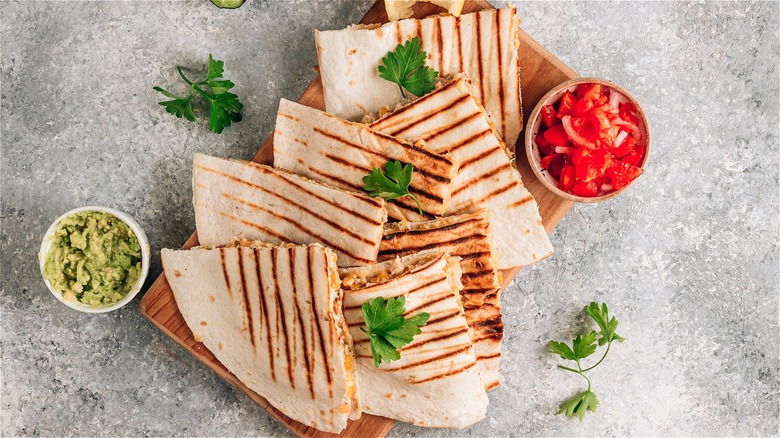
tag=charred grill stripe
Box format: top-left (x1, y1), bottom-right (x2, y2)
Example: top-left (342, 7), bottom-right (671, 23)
top-left (471, 332), bottom-right (503, 343)
top-left (407, 186), bottom-right (444, 204)
top-left (254, 248), bottom-right (275, 382)
top-left (219, 248), bottom-right (232, 298)
top-left (271, 248), bottom-right (294, 389)
top-left (385, 345), bottom-right (471, 371)
top-left (310, 250), bottom-right (333, 397)
top-left (307, 166), bottom-right (362, 191)
top-left (459, 287), bottom-right (499, 295)
top-left (476, 11), bottom-right (485, 103)
top-left (403, 290), bottom-right (452, 314)
top-left (508, 195), bottom-right (535, 209)
top-left (441, 129), bottom-right (493, 155)
top-left (238, 250), bottom-right (255, 349)
top-left (379, 235), bottom-right (487, 257)
top-left (409, 361), bottom-right (476, 384)
top-left (278, 113), bottom-right (298, 121)
top-left (395, 21), bottom-right (402, 45)
top-left (289, 249), bottom-right (298, 382)
top-left (381, 217), bottom-right (483, 240)
top-left (218, 212), bottom-right (290, 242)
top-left (196, 164), bottom-right (382, 226)
top-left (389, 94), bottom-right (471, 138)
top-left (419, 112), bottom-right (482, 142)
top-left (457, 251), bottom-right (493, 261)
top-left (461, 269), bottom-right (496, 280)
top-left (292, 251), bottom-right (315, 400)
top-left (477, 352), bottom-right (501, 360)
top-left (450, 163), bottom-right (514, 198)
top-left (425, 309), bottom-right (462, 326)
top-left (435, 16), bottom-right (443, 74)
top-left (459, 147), bottom-right (502, 170)
top-left (401, 327), bottom-right (469, 352)
top-left (372, 81), bottom-right (460, 134)
top-left (324, 154), bottom-right (371, 173)
top-left (456, 15), bottom-right (463, 73)
top-left (496, 8), bottom-right (506, 141)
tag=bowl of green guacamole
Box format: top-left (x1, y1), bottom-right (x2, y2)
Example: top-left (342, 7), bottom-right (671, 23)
top-left (39, 206), bottom-right (150, 313)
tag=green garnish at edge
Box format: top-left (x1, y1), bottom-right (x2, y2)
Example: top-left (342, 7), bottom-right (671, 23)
top-left (378, 36), bottom-right (438, 98)
top-left (362, 160), bottom-right (424, 215)
top-left (548, 302), bottom-right (626, 422)
top-left (154, 54), bottom-right (243, 134)
top-left (360, 296), bottom-right (429, 367)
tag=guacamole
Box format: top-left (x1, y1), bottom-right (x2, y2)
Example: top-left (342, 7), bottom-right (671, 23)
top-left (43, 211), bottom-right (142, 306)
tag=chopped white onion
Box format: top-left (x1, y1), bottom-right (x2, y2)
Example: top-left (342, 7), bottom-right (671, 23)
top-left (615, 131), bottom-right (629, 147)
top-left (609, 90), bottom-right (622, 110)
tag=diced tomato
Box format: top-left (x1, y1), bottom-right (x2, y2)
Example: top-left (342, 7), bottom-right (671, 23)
top-left (543, 124), bottom-right (569, 147)
top-left (557, 90), bottom-right (576, 118)
top-left (608, 161), bottom-right (644, 190)
top-left (571, 180), bottom-right (600, 197)
top-left (548, 155), bottom-right (566, 179)
top-left (540, 153), bottom-right (563, 170)
top-left (559, 163), bottom-right (576, 190)
top-left (619, 102), bottom-right (640, 125)
top-left (535, 131), bottom-right (556, 156)
top-left (562, 116), bottom-right (596, 149)
top-left (611, 135), bottom-right (636, 158)
top-left (574, 148), bottom-right (611, 182)
top-left (540, 105), bottom-right (557, 128)
top-left (573, 98), bottom-right (595, 116)
top-left (577, 84), bottom-right (603, 103)
top-left (590, 105), bottom-right (612, 132)
top-left (621, 146), bottom-right (646, 167)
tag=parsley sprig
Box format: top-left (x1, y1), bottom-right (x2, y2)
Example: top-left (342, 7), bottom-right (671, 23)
top-left (549, 302), bottom-right (626, 421)
top-left (378, 36), bottom-right (438, 98)
top-left (360, 296), bottom-right (429, 367)
top-left (154, 54), bottom-right (243, 134)
top-left (362, 160), bottom-right (424, 215)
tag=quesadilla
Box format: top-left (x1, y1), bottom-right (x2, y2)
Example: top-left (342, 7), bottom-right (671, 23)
top-left (193, 153), bottom-right (387, 267)
top-left (379, 210), bottom-right (503, 390)
top-left (273, 99), bottom-right (459, 221)
top-left (315, 7), bottom-right (523, 148)
top-left (370, 74), bottom-right (553, 268)
top-left (339, 251), bottom-right (489, 428)
top-left (161, 242), bottom-right (360, 433)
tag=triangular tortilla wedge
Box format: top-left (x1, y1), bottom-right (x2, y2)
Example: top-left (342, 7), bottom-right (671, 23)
top-left (379, 211), bottom-right (503, 391)
top-left (339, 251), bottom-right (488, 428)
top-left (315, 7), bottom-right (523, 149)
top-left (193, 153), bottom-right (387, 267)
top-left (370, 74), bottom-right (553, 268)
top-left (161, 242), bottom-right (360, 434)
top-left (273, 99), bottom-right (458, 221)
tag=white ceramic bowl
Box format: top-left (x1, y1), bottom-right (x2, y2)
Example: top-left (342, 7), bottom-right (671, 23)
top-left (38, 206), bottom-right (151, 314)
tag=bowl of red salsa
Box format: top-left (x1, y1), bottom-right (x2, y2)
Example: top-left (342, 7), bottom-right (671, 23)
top-left (525, 77), bottom-right (650, 202)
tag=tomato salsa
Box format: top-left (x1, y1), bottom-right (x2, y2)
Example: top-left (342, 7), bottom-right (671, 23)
top-left (535, 83), bottom-right (646, 197)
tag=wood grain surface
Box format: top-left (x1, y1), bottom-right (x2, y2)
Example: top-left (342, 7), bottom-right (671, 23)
top-left (139, 0), bottom-right (578, 436)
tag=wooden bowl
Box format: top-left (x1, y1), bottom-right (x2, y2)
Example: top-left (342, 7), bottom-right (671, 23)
top-left (524, 77), bottom-right (651, 203)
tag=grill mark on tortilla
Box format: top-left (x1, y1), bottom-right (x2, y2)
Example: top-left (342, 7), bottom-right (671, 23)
top-left (379, 235), bottom-right (486, 257)
top-left (418, 112), bottom-right (482, 142)
top-left (475, 11), bottom-right (485, 102)
top-left (308, 166), bottom-right (362, 191)
top-left (457, 251), bottom-right (492, 262)
top-left (508, 194), bottom-right (535, 209)
top-left (371, 79), bottom-right (459, 135)
top-left (253, 248), bottom-right (275, 382)
top-left (289, 249), bottom-right (298, 379)
top-left (456, 16), bottom-right (463, 73)
top-left (310, 250), bottom-right (333, 397)
top-left (382, 217), bottom-right (482, 240)
top-left (409, 361), bottom-right (476, 384)
top-left (460, 287), bottom-right (499, 297)
top-left (218, 212), bottom-right (290, 243)
top-left (450, 163), bottom-right (513, 197)
top-left (219, 248), bottom-right (232, 298)
top-left (271, 248), bottom-right (294, 389)
top-left (471, 332), bottom-right (503, 343)
top-left (403, 289), bottom-right (451, 314)
top-left (312, 127), bottom-right (454, 179)
top-left (237, 250), bottom-right (255, 349)
top-left (386, 345), bottom-right (471, 371)
top-left (279, 113), bottom-right (299, 122)
top-left (460, 269), bottom-right (496, 280)
top-left (222, 187), bottom-right (376, 247)
top-left (435, 17), bottom-right (443, 73)
top-left (221, 193), bottom-right (372, 264)
top-left (458, 147), bottom-right (502, 170)
top-left (389, 198), bottom-right (436, 219)
top-left (441, 129), bottom-right (493, 154)
top-left (485, 380), bottom-right (500, 391)
top-left (407, 186), bottom-right (444, 204)
top-left (196, 164), bottom-right (382, 226)
top-left (415, 18), bottom-right (422, 42)
top-left (395, 21), bottom-right (402, 45)
top-left (390, 95), bottom-right (472, 138)
top-left (425, 309), bottom-right (462, 327)
top-left (495, 8), bottom-right (506, 141)
top-left (324, 153), bottom-right (371, 173)
top-left (291, 249), bottom-right (315, 400)
top-left (401, 327), bottom-right (468, 352)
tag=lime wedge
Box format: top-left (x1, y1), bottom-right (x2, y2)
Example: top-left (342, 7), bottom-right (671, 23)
top-left (210, 0), bottom-right (245, 9)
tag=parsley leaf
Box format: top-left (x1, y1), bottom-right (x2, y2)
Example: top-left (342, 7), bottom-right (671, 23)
top-left (362, 160), bottom-right (424, 215)
top-left (154, 54), bottom-right (243, 134)
top-left (549, 302), bottom-right (624, 421)
top-left (557, 390), bottom-right (599, 422)
top-left (378, 36), bottom-right (438, 98)
top-left (360, 296), bottom-right (429, 367)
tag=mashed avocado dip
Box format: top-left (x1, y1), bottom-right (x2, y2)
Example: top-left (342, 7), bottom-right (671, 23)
top-left (43, 211), bottom-right (142, 306)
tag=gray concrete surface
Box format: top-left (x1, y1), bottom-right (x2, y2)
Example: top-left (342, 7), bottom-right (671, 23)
top-left (1, 0), bottom-right (778, 436)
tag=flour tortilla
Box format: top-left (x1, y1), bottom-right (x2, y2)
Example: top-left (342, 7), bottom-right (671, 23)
top-left (371, 74), bottom-right (553, 268)
top-left (192, 153), bottom-right (387, 267)
top-left (161, 242), bottom-right (360, 433)
top-left (380, 211), bottom-right (502, 390)
top-left (315, 7), bottom-right (523, 149)
top-left (339, 251), bottom-right (488, 428)
top-left (273, 99), bottom-right (459, 221)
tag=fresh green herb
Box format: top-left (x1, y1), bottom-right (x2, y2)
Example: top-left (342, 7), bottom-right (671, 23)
top-left (360, 296), bottom-right (429, 367)
top-left (378, 36), bottom-right (438, 98)
top-left (153, 54), bottom-right (243, 134)
top-left (362, 160), bottom-right (424, 215)
top-left (210, 0), bottom-right (245, 9)
top-left (549, 302), bottom-right (626, 422)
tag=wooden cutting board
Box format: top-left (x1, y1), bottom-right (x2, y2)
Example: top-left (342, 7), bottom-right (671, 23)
top-left (139, 1), bottom-right (577, 436)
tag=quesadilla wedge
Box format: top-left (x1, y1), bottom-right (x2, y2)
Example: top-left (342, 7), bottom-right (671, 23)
top-left (193, 153), bottom-right (387, 267)
top-left (161, 242), bottom-right (360, 433)
top-left (315, 7), bottom-right (523, 148)
top-left (370, 74), bottom-right (553, 268)
top-left (273, 99), bottom-right (459, 221)
top-left (379, 210), bottom-right (503, 390)
top-left (339, 251), bottom-right (489, 428)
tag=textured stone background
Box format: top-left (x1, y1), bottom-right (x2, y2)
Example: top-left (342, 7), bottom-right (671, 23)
top-left (1, 0), bottom-right (778, 436)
